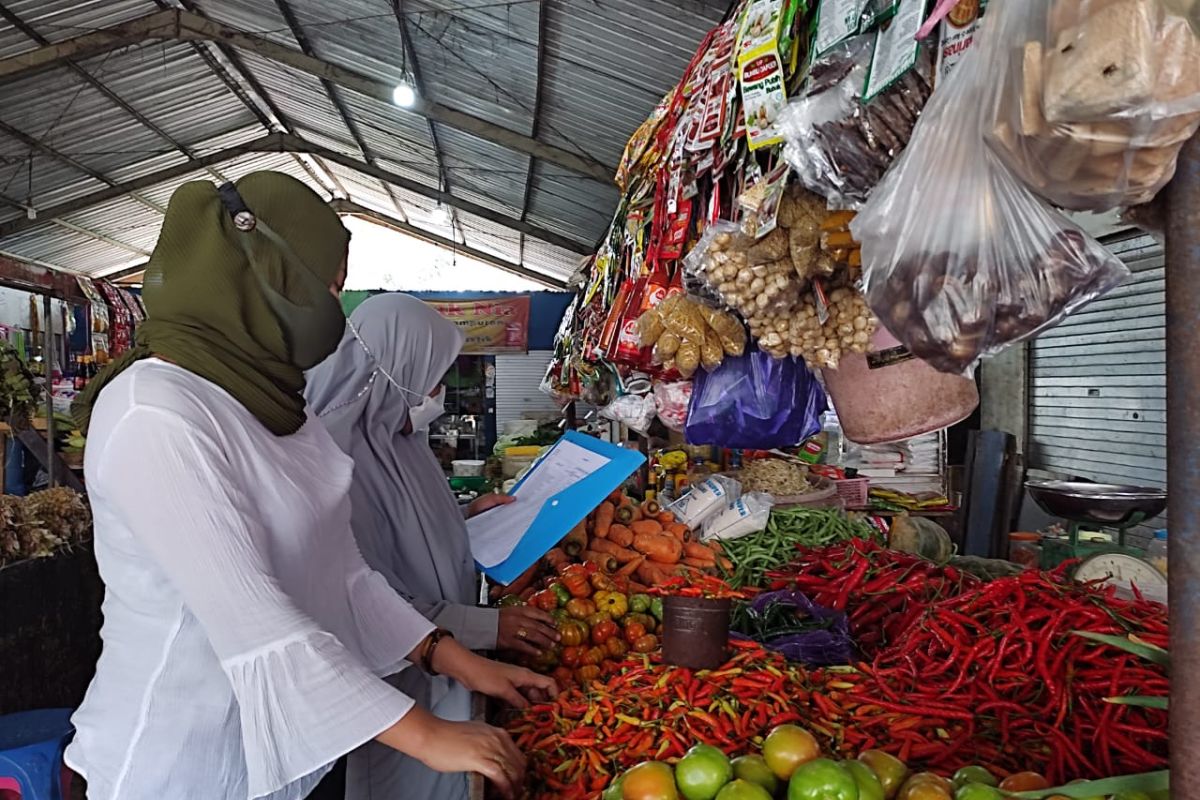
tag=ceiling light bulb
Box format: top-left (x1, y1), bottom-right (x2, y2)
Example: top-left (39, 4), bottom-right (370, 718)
top-left (392, 83), bottom-right (417, 108)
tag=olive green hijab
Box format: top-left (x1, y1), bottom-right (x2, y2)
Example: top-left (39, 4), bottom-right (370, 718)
top-left (74, 171), bottom-right (350, 436)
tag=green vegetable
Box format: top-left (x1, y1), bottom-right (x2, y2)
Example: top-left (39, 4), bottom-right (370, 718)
top-left (953, 767), bottom-right (997, 788)
top-left (719, 508), bottom-right (879, 589)
top-left (630, 593), bottom-right (652, 614)
top-left (651, 597), bottom-right (665, 622)
top-left (731, 599), bottom-right (834, 641)
top-left (551, 583), bottom-right (571, 607)
top-left (844, 760), bottom-right (884, 800)
top-left (787, 759), bottom-right (857, 800)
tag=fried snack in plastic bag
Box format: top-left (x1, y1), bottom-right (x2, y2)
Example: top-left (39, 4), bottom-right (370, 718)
top-left (637, 305), bottom-right (666, 347)
top-left (660, 296), bottom-right (709, 344)
top-left (652, 331), bottom-right (681, 364)
top-left (702, 306), bottom-right (748, 356)
top-left (701, 330), bottom-right (724, 371)
top-left (675, 340), bottom-right (702, 379)
top-left (986, 0), bottom-right (1200, 211)
top-left (852, 10), bottom-right (1129, 375)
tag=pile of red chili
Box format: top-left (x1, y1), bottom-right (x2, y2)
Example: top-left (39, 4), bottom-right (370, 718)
top-left (767, 539), bottom-right (981, 655)
top-left (502, 641), bottom-right (825, 800)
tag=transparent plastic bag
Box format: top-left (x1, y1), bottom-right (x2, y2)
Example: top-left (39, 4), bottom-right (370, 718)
top-left (852, 11), bottom-right (1130, 376)
top-left (986, 0), bottom-right (1200, 211)
top-left (685, 350), bottom-right (827, 449)
top-left (781, 37), bottom-right (934, 209)
top-left (600, 393), bottom-right (657, 435)
top-left (653, 380), bottom-right (693, 432)
top-left (700, 492), bottom-right (774, 541)
top-left (668, 474), bottom-right (742, 529)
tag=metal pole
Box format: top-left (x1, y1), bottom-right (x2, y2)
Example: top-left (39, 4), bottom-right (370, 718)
top-left (1167, 131), bottom-right (1200, 794)
top-left (42, 293), bottom-right (54, 488)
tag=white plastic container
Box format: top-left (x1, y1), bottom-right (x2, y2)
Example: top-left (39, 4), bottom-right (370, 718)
top-left (451, 459), bottom-right (486, 477)
top-left (821, 326), bottom-right (979, 444)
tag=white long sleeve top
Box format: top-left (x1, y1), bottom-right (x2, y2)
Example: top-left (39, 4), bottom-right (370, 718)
top-left (65, 359), bottom-right (436, 800)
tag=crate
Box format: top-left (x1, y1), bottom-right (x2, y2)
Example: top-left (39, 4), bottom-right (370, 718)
top-left (835, 478), bottom-right (870, 509)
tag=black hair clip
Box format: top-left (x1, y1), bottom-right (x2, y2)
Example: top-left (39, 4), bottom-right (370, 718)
top-left (217, 182), bottom-right (256, 232)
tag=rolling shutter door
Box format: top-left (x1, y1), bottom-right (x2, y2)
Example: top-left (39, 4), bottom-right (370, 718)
top-left (494, 351), bottom-right (563, 432)
top-left (1028, 234), bottom-right (1166, 494)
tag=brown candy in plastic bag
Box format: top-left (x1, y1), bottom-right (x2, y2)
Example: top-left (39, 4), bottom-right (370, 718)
top-left (653, 331), bottom-right (682, 364)
top-left (703, 306), bottom-right (748, 356)
top-left (701, 330), bottom-right (724, 371)
top-left (637, 306), bottom-right (666, 347)
top-left (661, 295), bottom-right (709, 343)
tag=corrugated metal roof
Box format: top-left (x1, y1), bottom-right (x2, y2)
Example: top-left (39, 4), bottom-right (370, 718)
top-left (0, 0), bottom-right (734, 281)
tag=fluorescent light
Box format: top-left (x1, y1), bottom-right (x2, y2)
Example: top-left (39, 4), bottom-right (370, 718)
top-left (392, 83), bottom-right (417, 108)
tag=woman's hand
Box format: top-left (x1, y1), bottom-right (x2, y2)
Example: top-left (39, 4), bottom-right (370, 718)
top-left (433, 639), bottom-right (558, 708)
top-left (497, 605), bottom-right (560, 656)
top-left (376, 706), bottom-right (526, 799)
top-left (467, 493), bottom-right (514, 518)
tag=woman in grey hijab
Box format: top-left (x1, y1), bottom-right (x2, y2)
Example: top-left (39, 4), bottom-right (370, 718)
top-left (306, 293), bottom-right (559, 800)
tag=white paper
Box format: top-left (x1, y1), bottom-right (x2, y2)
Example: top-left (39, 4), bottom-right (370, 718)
top-left (467, 439), bottom-right (612, 568)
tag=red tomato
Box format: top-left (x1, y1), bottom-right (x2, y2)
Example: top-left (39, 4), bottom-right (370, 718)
top-left (632, 634), bottom-right (659, 653)
top-left (624, 621), bottom-right (648, 644)
top-left (591, 620), bottom-right (619, 646)
top-left (605, 636), bottom-right (628, 658)
top-left (560, 645), bottom-right (583, 667)
top-left (581, 646), bottom-right (606, 666)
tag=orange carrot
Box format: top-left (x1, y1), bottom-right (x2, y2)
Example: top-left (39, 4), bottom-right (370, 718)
top-left (607, 523), bottom-right (634, 548)
top-left (542, 547), bottom-right (569, 570)
top-left (665, 522), bottom-right (690, 543)
top-left (581, 550), bottom-right (619, 573)
top-left (630, 504), bottom-right (645, 523)
top-left (630, 520), bottom-right (664, 538)
top-left (683, 541), bottom-right (717, 561)
top-left (616, 554), bottom-right (646, 577)
top-left (607, 488), bottom-right (625, 504)
top-left (562, 520), bottom-right (588, 556)
top-left (637, 561), bottom-right (676, 586)
top-left (682, 556), bottom-right (716, 570)
top-left (633, 532), bottom-right (683, 564)
top-left (615, 503), bottom-right (635, 525)
top-left (589, 538), bottom-right (641, 563)
top-left (640, 498), bottom-right (662, 517)
top-left (627, 581), bottom-right (651, 594)
top-left (656, 510), bottom-right (677, 525)
top-left (593, 501), bottom-right (615, 539)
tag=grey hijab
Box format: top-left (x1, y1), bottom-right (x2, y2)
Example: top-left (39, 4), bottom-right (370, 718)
top-left (307, 293), bottom-right (496, 649)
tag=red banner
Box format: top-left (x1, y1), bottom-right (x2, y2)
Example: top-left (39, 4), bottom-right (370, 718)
top-left (427, 296), bottom-right (530, 353)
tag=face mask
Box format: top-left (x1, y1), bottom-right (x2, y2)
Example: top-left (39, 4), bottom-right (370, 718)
top-left (407, 386), bottom-right (446, 432)
top-left (346, 318), bottom-right (446, 431)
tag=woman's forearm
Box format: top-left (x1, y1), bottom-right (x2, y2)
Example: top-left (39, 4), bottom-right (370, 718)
top-left (374, 703), bottom-right (436, 753)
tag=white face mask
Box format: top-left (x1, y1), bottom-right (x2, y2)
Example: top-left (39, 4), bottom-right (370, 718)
top-left (407, 385), bottom-right (446, 432)
top-left (345, 318), bottom-right (447, 432)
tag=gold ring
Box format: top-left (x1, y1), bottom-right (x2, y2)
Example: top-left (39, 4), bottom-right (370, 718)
top-left (518, 628), bottom-right (528, 639)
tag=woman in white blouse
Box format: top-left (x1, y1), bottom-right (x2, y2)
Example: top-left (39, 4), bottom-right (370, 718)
top-left (66, 173), bottom-right (554, 800)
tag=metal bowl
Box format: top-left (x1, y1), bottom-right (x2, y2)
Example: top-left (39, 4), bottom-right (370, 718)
top-left (1026, 480), bottom-right (1167, 527)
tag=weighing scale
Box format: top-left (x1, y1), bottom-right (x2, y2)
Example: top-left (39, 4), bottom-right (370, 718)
top-left (1025, 480), bottom-right (1168, 602)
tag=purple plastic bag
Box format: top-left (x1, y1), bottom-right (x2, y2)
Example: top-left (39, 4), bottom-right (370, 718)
top-left (685, 349), bottom-right (827, 450)
top-left (731, 589), bottom-right (855, 666)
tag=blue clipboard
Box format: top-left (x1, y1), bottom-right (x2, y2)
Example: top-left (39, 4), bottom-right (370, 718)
top-left (477, 431), bottom-right (645, 585)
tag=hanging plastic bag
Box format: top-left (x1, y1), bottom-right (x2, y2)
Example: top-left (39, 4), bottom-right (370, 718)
top-left (685, 349), bottom-right (827, 449)
top-left (780, 36), bottom-right (934, 209)
top-left (851, 10), bottom-right (1130, 376)
top-left (653, 380), bottom-right (693, 432)
top-left (985, 0), bottom-right (1200, 211)
top-left (600, 393), bottom-right (657, 435)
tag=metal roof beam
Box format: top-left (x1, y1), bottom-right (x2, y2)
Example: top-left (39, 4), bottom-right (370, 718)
top-left (331, 199), bottom-right (565, 290)
top-left (0, 133), bottom-right (593, 254)
top-left (0, 10), bottom-right (613, 181)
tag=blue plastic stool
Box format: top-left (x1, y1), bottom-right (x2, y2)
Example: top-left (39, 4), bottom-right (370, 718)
top-left (0, 709), bottom-right (74, 800)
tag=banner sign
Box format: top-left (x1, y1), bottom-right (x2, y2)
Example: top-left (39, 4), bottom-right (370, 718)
top-left (427, 296), bottom-right (531, 353)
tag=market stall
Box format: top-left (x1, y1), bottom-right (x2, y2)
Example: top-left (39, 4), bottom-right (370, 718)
top-left (472, 0), bottom-right (1197, 796)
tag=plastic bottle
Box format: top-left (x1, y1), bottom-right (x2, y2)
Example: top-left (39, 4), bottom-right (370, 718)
top-left (1146, 529), bottom-right (1168, 576)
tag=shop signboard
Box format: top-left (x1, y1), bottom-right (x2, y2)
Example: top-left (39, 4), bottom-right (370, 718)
top-left (427, 295), bottom-right (531, 354)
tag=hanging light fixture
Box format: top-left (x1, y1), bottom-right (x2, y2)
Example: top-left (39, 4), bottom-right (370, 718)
top-left (392, 82), bottom-right (417, 108)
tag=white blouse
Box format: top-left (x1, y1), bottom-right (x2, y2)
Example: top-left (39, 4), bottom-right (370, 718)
top-left (65, 360), bottom-right (436, 800)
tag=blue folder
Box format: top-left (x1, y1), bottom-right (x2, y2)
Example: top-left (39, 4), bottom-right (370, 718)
top-left (477, 430), bottom-right (645, 585)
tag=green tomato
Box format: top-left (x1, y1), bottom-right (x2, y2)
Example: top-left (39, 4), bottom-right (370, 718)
top-left (630, 593), bottom-right (652, 614)
top-left (550, 582), bottom-right (572, 607)
top-left (787, 758), bottom-right (859, 800)
top-left (844, 761), bottom-right (883, 800)
top-left (602, 774), bottom-right (625, 800)
top-left (715, 780), bottom-right (773, 800)
top-left (952, 767), bottom-right (997, 789)
top-left (856, 750), bottom-right (907, 799)
top-left (955, 784), bottom-right (1002, 800)
top-left (675, 744), bottom-right (733, 800)
top-left (731, 755), bottom-right (779, 796)
top-left (651, 596), bottom-right (665, 622)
